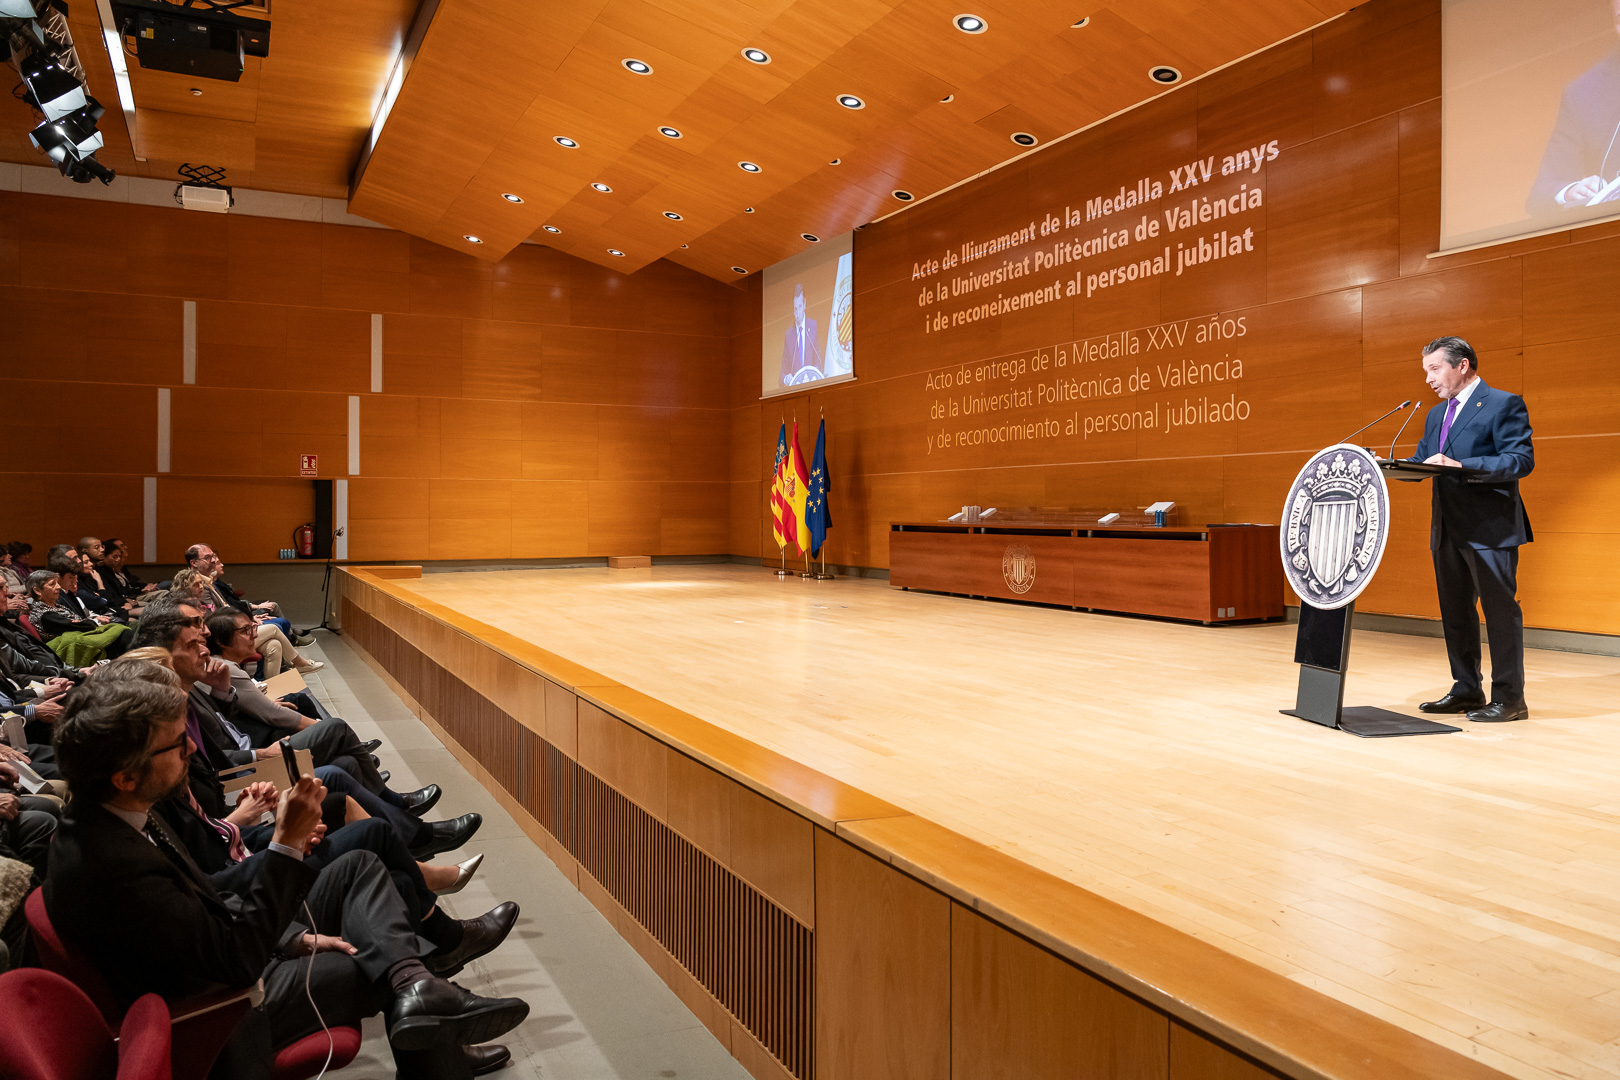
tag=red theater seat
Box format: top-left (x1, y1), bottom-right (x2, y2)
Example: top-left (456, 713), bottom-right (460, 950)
top-left (24, 889), bottom-right (362, 1080)
top-left (0, 967), bottom-right (171, 1080)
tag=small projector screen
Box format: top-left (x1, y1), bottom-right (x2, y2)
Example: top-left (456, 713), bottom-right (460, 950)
top-left (1442, 0), bottom-right (1620, 251)
top-left (761, 231), bottom-right (854, 399)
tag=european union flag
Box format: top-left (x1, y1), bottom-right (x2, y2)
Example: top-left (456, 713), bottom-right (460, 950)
top-left (806, 418), bottom-right (831, 555)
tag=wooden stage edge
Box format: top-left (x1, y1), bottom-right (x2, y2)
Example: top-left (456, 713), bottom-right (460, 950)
top-left (336, 565), bottom-right (1507, 1080)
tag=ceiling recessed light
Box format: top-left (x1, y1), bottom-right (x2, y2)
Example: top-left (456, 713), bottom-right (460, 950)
top-left (1071, 16), bottom-right (1091, 28)
top-left (189, 87), bottom-right (202, 96)
top-left (554, 135), bottom-right (579, 148)
top-left (744, 207), bottom-right (755, 213)
top-left (836, 93), bottom-right (865, 110)
top-left (954, 13), bottom-right (987, 33)
top-left (1149, 65), bottom-right (1182, 84)
top-left (829, 158), bottom-right (841, 165)
top-left (608, 248), bottom-right (626, 256)
top-left (501, 193), bottom-right (524, 204)
top-left (1011, 131), bottom-right (1038, 147)
top-left (732, 266), bottom-right (747, 274)
top-left (542, 225), bottom-right (561, 234)
top-left (663, 211), bottom-right (683, 220)
top-left (622, 58), bottom-right (652, 75)
top-left (892, 189), bottom-right (914, 201)
top-left (463, 235), bottom-right (483, 244)
top-left (591, 182), bottom-right (613, 193)
top-left (801, 233), bottom-right (820, 242)
top-left (680, 243), bottom-right (689, 248)
top-left (742, 47), bottom-right (771, 64)
top-left (940, 94), bottom-right (954, 103)
top-left (738, 160), bottom-right (762, 173)
top-left (658, 125), bottom-right (683, 139)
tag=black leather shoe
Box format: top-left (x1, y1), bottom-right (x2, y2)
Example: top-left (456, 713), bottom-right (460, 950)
top-left (1467, 701), bottom-right (1528, 723)
top-left (355, 738), bottom-right (383, 756)
top-left (1418, 693), bottom-right (1487, 714)
top-left (465, 1044), bottom-right (511, 1075)
top-left (426, 901), bottom-right (520, 977)
top-left (378, 770), bottom-right (391, 785)
top-left (410, 813), bottom-right (482, 859)
top-left (387, 978), bottom-right (529, 1051)
top-left (401, 784), bottom-right (442, 818)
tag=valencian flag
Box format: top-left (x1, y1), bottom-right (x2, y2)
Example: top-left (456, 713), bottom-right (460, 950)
top-left (806, 418), bottom-right (831, 555)
top-left (770, 423), bottom-right (790, 550)
top-left (785, 421), bottom-right (812, 553)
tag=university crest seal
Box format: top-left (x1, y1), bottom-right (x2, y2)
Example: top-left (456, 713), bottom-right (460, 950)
top-left (1279, 444), bottom-right (1390, 610)
top-left (1002, 543), bottom-right (1036, 595)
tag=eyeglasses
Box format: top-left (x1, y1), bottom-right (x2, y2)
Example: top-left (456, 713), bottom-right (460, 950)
top-left (234, 625), bottom-right (255, 638)
top-left (147, 734), bottom-right (189, 761)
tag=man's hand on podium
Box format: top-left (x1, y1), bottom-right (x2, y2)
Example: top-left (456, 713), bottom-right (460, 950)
top-left (1424, 453), bottom-right (1461, 468)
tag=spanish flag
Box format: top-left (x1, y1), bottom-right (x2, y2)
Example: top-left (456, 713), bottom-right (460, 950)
top-left (785, 421), bottom-right (812, 553)
top-left (770, 423), bottom-right (790, 550)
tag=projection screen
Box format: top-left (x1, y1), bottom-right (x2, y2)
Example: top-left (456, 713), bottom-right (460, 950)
top-left (761, 231), bottom-right (854, 399)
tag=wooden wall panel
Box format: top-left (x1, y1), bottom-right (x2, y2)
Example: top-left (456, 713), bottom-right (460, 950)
top-left (732, 0), bottom-right (1620, 635)
top-left (815, 829), bottom-right (950, 1080)
top-left (952, 905), bottom-right (1169, 1080)
top-left (0, 190), bottom-right (735, 564)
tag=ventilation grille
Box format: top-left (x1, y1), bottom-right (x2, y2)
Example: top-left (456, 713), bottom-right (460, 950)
top-left (340, 594), bottom-right (813, 1078)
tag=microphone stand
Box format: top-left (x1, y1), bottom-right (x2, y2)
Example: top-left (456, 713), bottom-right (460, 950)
top-left (305, 526), bottom-right (344, 637)
top-left (1386, 403), bottom-right (1421, 460)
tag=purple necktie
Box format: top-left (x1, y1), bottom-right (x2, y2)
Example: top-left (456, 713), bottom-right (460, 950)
top-left (1438, 397), bottom-right (1460, 451)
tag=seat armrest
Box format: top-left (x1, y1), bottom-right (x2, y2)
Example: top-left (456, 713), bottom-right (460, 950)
top-left (169, 979), bottom-right (264, 1023)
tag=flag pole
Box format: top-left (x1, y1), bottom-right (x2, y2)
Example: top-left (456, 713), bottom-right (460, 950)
top-left (806, 404), bottom-right (835, 579)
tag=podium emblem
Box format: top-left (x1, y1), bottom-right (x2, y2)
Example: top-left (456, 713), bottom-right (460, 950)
top-left (1002, 543), bottom-right (1036, 594)
top-left (1280, 444), bottom-right (1390, 610)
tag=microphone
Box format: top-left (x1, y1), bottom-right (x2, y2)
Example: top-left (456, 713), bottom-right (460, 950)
top-left (1339, 400), bottom-right (1410, 446)
top-left (1386, 401), bottom-right (1421, 460)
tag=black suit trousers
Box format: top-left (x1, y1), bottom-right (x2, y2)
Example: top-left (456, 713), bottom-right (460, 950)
top-left (1433, 540), bottom-right (1525, 703)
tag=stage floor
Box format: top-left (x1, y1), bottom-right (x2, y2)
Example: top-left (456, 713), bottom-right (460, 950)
top-left (398, 565), bottom-right (1620, 1080)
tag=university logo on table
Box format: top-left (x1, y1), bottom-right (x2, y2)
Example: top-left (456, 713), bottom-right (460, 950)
top-left (1279, 443), bottom-right (1390, 610)
top-left (1002, 543), bottom-right (1036, 594)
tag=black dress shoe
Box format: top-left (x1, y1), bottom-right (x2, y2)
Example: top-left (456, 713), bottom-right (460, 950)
top-left (1467, 701), bottom-right (1528, 723)
top-left (378, 770), bottom-right (391, 785)
top-left (401, 784), bottom-right (442, 818)
top-left (387, 978), bottom-right (529, 1051)
top-left (354, 738), bottom-right (383, 756)
top-left (410, 813), bottom-right (482, 859)
top-left (1418, 693), bottom-right (1487, 714)
top-left (426, 901), bottom-right (520, 977)
top-left (465, 1044), bottom-right (511, 1075)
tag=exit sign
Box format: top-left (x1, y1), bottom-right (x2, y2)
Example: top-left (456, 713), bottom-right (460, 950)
top-left (300, 454), bottom-right (318, 477)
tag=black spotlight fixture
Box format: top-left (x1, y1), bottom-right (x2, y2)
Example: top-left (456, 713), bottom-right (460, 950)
top-left (953, 13), bottom-right (987, 33)
top-left (1150, 65), bottom-right (1181, 84)
top-left (1011, 131), bottom-right (1038, 147)
top-left (621, 58), bottom-right (652, 75)
top-left (29, 99), bottom-right (114, 184)
top-left (741, 47), bottom-right (770, 64)
top-left (836, 93), bottom-right (865, 110)
top-left (892, 189), bottom-right (914, 201)
top-left (17, 52), bottom-right (86, 119)
top-left (658, 125), bottom-right (682, 139)
top-left (801, 233), bottom-right (820, 242)
top-left (743, 207), bottom-right (755, 213)
top-left (738, 160), bottom-right (762, 173)
top-left (663, 211), bottom-right (683, 220)
top-left (542, 225), bottom-right (561, 234)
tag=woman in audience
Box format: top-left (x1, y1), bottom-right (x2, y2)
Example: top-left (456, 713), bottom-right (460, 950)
top-left (96, 538), bottom-right (148, 615)
top-left (0, 550), bottom-right (23, 596)
top-left (5, 543), bottom-right (32, 579)
top-left (25, 569), bottom-right (133, 664)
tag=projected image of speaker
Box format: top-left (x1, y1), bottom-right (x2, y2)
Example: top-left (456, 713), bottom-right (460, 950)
top-left (761, 232), bottom-right (855, 398)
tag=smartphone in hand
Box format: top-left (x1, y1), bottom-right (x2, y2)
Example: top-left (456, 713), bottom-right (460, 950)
top-left (279, 737), bottom-right (301, 782)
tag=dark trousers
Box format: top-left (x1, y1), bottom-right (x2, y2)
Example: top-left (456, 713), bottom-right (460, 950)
top-left (241, 716), bottom-right (389, 797)
top-left (306, 816), bottom-right (434, 923)
top-left (314, 766), bottom-right (422, 849)
top-left (0, 807), bottom-right (56, 877)
top-left (1433, 540), bottom-right (1526, 704)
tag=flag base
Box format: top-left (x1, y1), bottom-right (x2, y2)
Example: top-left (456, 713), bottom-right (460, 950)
top-left (801, 571), bottom-right (835, 580)
top-left (773, 568), bottom-right (795, 577)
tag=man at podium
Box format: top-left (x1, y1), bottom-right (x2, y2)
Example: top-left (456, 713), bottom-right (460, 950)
top-left (1408, 337), bottom-right (1535, 723)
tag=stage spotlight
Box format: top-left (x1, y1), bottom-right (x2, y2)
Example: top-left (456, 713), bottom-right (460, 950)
top-left (18, 53), bottom-right (86, 120)
top-left (30, 98), bottom-right (114, 184)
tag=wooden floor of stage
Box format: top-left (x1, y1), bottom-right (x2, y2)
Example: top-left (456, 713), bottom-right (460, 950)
top-left (398, 565), bottom-right (1620, 1080)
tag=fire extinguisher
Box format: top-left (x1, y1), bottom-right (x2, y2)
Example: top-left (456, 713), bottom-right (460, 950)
top-left (294, 523), bottom-right (315, 558)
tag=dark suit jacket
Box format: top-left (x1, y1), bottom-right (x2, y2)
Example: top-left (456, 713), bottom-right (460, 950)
top-left (42, 801), bottom-right (317, 1007)
top-left (1407, 380), bottom-right (1534, 550)
top-left (780, 317), bottom-right (820, 381)
top-left (0, 617), bottom-right (72, 677)
top-left (1529, 49), bottom-right (1620, 211)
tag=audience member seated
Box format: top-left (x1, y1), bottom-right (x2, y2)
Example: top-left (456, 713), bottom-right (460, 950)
top-left (5, 541), bottom-right (33, 580)
top-left (0, 654), bottom-right (71, 782)
top-left (96, 537), bottom-right (151, 616)
top-left (0, 549), bottom-right (23, 596)
top-left (186, 543), bottom-right (310, 646)
top-left (0, 592), bottom-right (82, 682)
top-left (26, 569), bottom-right (134, 665)
top-left (44, 673), bottom-right (528, 1079)
top-left (133, 608), bottom-right (478, 861)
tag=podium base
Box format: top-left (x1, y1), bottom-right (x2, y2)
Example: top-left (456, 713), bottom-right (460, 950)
top-left (1281, 706), bottom-right (1461, 738)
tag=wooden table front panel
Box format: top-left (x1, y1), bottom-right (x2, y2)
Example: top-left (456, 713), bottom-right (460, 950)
top-left (890, 531), bottom-right (1076, 607)
top-left (1071, 537), bottom-right (1214, 621)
